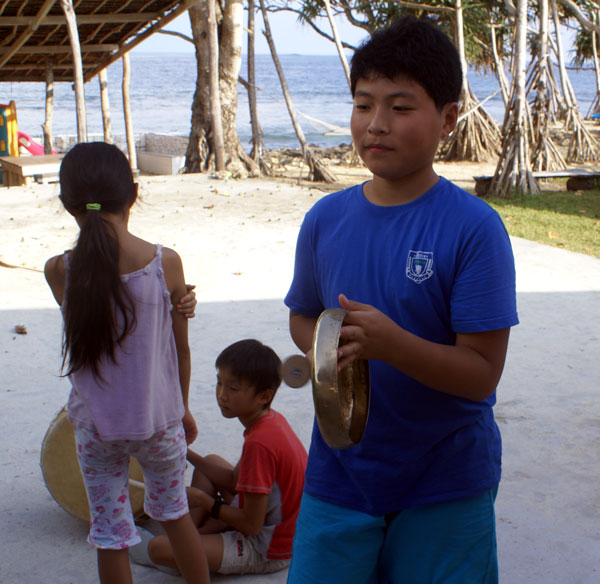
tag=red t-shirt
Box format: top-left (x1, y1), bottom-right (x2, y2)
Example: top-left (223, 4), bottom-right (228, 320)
top-left (236, 410), bottom-right (307, 559)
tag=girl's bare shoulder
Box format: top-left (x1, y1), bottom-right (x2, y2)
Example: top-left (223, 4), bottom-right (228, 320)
top-left (161, 246), bottom-right (184, 271)
top-left (44, 252), bottom-right (68, 305)
top-left (160, 246), bottom-right (185, 294)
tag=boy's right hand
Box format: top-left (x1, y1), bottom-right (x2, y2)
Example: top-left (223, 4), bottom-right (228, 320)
top-left (337, 293), bottom-right (399, 370)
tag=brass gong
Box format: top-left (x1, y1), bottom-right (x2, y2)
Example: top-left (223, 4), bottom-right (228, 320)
top-left (283, 308), bottom-right (370, 449)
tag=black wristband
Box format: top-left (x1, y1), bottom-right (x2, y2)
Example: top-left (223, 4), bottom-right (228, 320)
top-left (210, 495), bottom-right (224, 519)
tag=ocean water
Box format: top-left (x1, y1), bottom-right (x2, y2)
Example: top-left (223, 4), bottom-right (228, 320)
top-left (0, 53), bottom-right (597, 150)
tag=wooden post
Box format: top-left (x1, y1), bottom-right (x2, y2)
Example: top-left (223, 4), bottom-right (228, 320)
top-left (42, 57), bottom-right (54, 154)
top-left (122, 53), bottom-right (137, 170)
top-left (99, 69), bottom-right (113, 144)
top-left (60, 0), bottom-right (87, 142)
top-left (208, 0), bottom-right (225, 171)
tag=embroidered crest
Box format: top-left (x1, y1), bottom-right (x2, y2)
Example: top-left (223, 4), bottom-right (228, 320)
top-left (406, 250), bottom-right (434, 283)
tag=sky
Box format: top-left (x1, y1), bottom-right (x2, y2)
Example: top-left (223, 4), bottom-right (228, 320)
top-left (133, 8), bottom-right (369, 55)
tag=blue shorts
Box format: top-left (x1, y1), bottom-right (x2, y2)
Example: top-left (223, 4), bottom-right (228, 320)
top-left (287, 489), bottom-right (498, 584)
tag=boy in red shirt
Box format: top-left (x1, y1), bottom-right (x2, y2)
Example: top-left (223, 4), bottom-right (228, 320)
top-left (131, 339), bottom-right (307, 575)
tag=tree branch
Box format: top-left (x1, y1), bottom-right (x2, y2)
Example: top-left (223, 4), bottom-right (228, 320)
top-left (557, 0), bottom-right (600, 34)
top-left (157, 29), bottom-right (193, 44)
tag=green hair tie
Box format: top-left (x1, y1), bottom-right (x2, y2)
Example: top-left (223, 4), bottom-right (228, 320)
top-left (86, 203), bottom-right (101, 211)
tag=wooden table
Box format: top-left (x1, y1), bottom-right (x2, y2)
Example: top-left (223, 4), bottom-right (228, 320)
top-left (0, 154), bottom-right (63, 187)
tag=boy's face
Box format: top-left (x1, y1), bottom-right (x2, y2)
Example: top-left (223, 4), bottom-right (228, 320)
top-left (215, 367), bottom-right (271, 427)
top-left (350, 75), bottom-right (457, 191)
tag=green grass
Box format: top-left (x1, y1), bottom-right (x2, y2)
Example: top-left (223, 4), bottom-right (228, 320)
top-left (484, 189), bottom-right (600, 258)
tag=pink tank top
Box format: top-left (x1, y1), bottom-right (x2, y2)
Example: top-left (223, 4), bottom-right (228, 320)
top-left (64, 245), bottom-right (185, 440)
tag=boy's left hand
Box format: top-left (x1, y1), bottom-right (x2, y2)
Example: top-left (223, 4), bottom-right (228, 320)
top-left (337, 293), bottom-right (398, 370)
top-left (182, 408), bottom-right (198, 445)
top-left (177, 284), bottom-right (197, 319)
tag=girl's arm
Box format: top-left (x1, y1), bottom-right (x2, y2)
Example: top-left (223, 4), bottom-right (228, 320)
top-left (44, 254), bottom-right (66, 306)
top-left (162, 247), bottom-right (197, 444)
top-left (186, 487), bottom-right (269, 536)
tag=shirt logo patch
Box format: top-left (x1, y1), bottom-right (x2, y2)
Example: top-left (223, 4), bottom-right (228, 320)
top-left (406, 250), bottom-right (434, 283)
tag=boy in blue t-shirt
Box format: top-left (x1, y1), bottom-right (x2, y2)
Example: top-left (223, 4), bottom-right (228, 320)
top-left (284, 15), bottom-right (519, 584)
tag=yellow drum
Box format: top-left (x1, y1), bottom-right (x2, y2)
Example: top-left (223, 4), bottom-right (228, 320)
top-left (40, 407), bottom-right (145, 522)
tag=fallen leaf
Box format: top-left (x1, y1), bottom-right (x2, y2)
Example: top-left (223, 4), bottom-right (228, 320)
top-left (548, 231), bottom-right (558, 239)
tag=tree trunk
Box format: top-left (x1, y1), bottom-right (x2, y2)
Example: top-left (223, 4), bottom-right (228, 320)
top-left (185, 0), bottom-right (259, 177)
top-left (122, 53), bottom-right (137, 170)
top-left (490, 22), bottom-right (509, 106)
top-left (42, 58), bottom-right (54, 154)
top-left (488, 0), bottom-right (539, 197)
top-left (98, 68), bottom-right (113, 144)
top-left (219, 0), bottom-right (259, 177)
top-left (259, 0), bottom-right (336, 183)
top-left (591, 14), bottom-right (600, 116)
top-left (324, 0), bottom-right (351, 89)
top-left (208, 0), bottom-right (226, 171)
top-left (247, 1), bottom-right (262, 157)
top-left (185, 2), bottom-right (212, 173)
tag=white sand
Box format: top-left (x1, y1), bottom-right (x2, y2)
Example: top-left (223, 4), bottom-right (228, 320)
top-left (1, 170), bottom-right (599, 583)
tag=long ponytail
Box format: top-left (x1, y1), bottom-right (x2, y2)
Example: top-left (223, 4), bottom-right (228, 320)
top-left (59, 143), bottom-right (137, 378)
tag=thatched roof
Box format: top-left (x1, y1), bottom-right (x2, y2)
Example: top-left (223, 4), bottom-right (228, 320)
top-left (0, 0), bottom-right (196, 83)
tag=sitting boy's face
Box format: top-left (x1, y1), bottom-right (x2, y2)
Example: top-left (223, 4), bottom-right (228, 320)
top-left (350, 75), bottom-right (457, 187)
top-left (215, 367), bottom-right (269, 425)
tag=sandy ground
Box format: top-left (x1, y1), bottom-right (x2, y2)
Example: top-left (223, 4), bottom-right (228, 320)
top-left (1, 165), bottom-right (599, 583)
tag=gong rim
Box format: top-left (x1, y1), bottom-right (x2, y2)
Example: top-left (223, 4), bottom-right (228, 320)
top-left (311, 308), bottom-right (370, 449)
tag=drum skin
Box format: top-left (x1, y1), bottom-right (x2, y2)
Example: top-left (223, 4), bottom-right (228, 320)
top-left (40, 407), bottom-right (145, 522)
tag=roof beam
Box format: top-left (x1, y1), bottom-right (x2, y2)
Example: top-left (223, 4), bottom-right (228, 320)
top-left (0, 13), bottom-right (160, 25)
top-left (0, 44), bottom-right (119, 54)
top-left (0, 0), bottom-right (58, 69)
top-left (84, 0), bottom-right (201, 82)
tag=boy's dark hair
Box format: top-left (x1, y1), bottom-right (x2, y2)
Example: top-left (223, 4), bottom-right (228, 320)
top-left (59, 142), bottom-right (137, 378)
top-left (216, 339), bottom-right (282, 408)
top-left (350, 15), bottom-right (462, 110)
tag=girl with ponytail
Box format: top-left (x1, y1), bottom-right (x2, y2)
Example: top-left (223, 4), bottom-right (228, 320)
top-left (45, 142), bottom-right (209, 584)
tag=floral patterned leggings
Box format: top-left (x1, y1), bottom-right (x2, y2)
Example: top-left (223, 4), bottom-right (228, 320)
top-left (74, 423), bottom-right (189, 550)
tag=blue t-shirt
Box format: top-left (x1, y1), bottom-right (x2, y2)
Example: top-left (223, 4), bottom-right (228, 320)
top-left (284, 178), bottom-right (519, 516)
